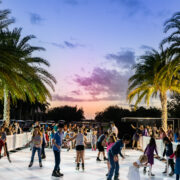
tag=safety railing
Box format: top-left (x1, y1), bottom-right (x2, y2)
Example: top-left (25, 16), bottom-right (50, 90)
top-left (6, 132), bottom-right (31, 151)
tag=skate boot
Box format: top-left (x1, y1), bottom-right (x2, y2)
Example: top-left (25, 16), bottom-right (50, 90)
top-left (143, 167), bottom-right (146, 174)
top-left (39, 162), bottom-right (43, 167)
top-left (76, 163), bottom-right (80, 170)
top-left (169, 171), bottom-right (174, 176)
top-left (82, 163), bottom-right (85, 171)
top-left (52, 171), bottom-right (60, 177)
top-left (96, 157), bottom-right (101, 161)
top-left (28, 162), bottom-right (33, 168)
top-left (162, 166), bottom-right (167, 174)
top-left (57, 170), bottom-right (64, 177)
top-left (104, 157), bottom-right (108, 161)
top-left (114, 175), bottom-right (119, 180)
top-left (7, 155), bottom-right (11, 163)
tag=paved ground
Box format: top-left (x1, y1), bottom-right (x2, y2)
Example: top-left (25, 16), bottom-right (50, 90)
top-left (0, 148), bottom-right (175, 180)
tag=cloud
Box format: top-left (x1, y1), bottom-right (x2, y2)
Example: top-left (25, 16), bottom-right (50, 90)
top-left (64, 41), bottom-right (77, 48)
top-left (106, 49), bottom-right (135, 68)
top-left (29, 13), bottom-right (44, 25)
top-left (53, 95), bottom-right (84, 102)
top-left (52, 94), bottom-right (122, 102)
top-left (39, 40), bottom-right (84, 49)
top-left (140, 45), bottom-right (152, 50)
top-left (74, 67), bottom-right (131, 97)
top-left (71, 90), bottom-right (82, 95)
top-left (110, 0), bottom-right (151, 17)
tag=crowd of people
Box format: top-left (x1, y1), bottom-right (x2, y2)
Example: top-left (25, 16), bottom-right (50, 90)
top-left (130, 123), bottom-right (179, 150)
top-left (0, 121), bottom-right (23, 162)
top-left (1, 121), bottom-right (180, 180)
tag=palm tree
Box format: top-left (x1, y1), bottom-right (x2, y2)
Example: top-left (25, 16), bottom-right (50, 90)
top-left (0, 28), bottom-right (56, 125)
top-left (0, 1), bottom-right (14, 29)
top-left (127, 47), bottom-right (180, 132)
top-left (162, 12), bottom-right (180, 51)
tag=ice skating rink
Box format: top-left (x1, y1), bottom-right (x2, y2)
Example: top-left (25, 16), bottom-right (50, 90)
top-left (0, 148), bottom-right (175, 180)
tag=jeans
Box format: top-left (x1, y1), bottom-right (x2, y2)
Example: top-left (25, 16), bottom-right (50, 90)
top-left (107, 151), bottom-right (119, 179)
top-left (31, 147), bottom-right (42, 163)
top-left (53, 150), bottom-right (61, 172)
top-left (177, 174), bottom-right (180, 180)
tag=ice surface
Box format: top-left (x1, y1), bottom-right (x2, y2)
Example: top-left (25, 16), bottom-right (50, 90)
top-left (0, 148), bottom-right (175, 180)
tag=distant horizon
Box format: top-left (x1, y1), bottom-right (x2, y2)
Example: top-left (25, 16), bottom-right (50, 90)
top-left (1, 0), bottom-right (179, 119)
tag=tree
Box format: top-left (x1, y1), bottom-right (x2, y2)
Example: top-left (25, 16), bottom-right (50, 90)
top-left (127, 47), bottom-right (180, 132)
top-left (46, 106), bottom-right (85, 122)
top-left (95, 105), bottom-right (161, 122)
top-left (168, 93), bottom-right (180, 118)
top-left (0, 28), bottom-right (56, 125)
top-left (0, 1), bottom-right (14, 29)
top-left (162, 12), bottom-right (180, 51)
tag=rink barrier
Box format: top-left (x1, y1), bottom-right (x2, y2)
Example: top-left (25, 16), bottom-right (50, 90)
top-left (141, 136), bottom-right (180, 157)
top-left (6, 132), bottom-right (32, 151)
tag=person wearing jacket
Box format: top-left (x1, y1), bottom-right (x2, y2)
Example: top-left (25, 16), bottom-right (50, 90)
top-left (107, 135), bottom-right (130, 180)
top-left (163, 137), bottom-right (174, 176)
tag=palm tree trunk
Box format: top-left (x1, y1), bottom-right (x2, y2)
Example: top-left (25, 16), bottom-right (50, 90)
top-left (160, 92), bottom-right (168, 133)
top-left (3, 86), bottom-right (10, 126)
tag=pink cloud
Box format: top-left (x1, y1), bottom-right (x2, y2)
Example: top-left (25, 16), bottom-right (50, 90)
top-left (74, 67), bottom-right (131, 96)
top-left (52, 94), bottom-right (122, 102)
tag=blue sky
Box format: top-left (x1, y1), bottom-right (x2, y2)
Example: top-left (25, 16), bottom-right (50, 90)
top-left (1, 0), bottom-right (180, 118)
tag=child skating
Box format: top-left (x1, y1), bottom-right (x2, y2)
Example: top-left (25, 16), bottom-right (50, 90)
top-left (106, 135), bottom-right (116, 177)
top-left (144, 137), bottom-right (158, 176)
top-left (162, 136), bottom-right (174, 176)
top-left (91, 130), bottom-right (97, 151)
top-left (128, 155), bottom-right (148, 180)
top-left (96, 132), bottom-right (108, 161)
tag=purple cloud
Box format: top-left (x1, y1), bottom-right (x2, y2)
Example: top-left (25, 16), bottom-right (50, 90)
top-left (106, 49), bottom-right (135, 68)
top-left (74, 67), bottom-right (131, 96)
top-left (52, 94), bottom-right (122, 102)
top-left (71, 90), bottom-right (82, 95)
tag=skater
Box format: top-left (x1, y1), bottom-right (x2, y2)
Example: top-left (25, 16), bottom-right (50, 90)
top-left (144, 137), bottom-right (158, 176)
top-left (170, 144), bottom-right (180, 180)
top-left (66, 128), bottom-right (87, 171)
top-left (107, 134), bottom-right (130, 180)
top-left (50, 129), bottom-right (55, 148)
top-left (162, 136), bottom-right (174, 176)
top-left (52, 123), bottom-right (64, 177)
top-left (41, 128), bottom-right (47, 159)
top-left (28, 126), bottom-right (43, 168)
top-left (131, 124), bottom-right (141, 150)
top-left (106, 135), bottom-right (116, 177)
top-left (0, 131), bottom-right (5, 159)
top-left (1, 126), bottom-right (11, 162)
top-left (65, 131), bottom-right (71, 151)
top-left (128, 155), bottom-right (148, 180)
top-left (110, 123), bottom-right (118, 138)
top-left (91, 129), bottom-right (97, 151)
top-left (96, 132), bottom-right (108, 161)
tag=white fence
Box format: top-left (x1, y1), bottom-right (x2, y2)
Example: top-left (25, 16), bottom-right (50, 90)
top-left (141, 136), bottom-right (180, 157)
top-left (6, 132), bottom-right (31, 151)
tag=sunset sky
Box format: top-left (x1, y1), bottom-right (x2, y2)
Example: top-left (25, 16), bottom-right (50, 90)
top-left (1, 0), bottom-right (180, 118)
